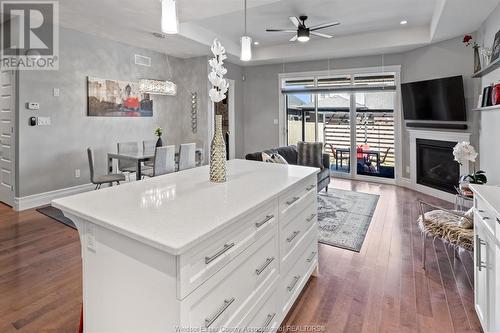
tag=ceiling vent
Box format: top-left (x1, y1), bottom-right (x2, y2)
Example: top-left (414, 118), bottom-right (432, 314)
top-left (135, 54), bottom-right (151, 67)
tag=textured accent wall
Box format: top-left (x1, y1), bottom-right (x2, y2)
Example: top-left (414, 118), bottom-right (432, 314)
top-left (16, 27), bottom-right (209, 197)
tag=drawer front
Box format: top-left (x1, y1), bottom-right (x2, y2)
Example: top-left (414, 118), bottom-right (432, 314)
top-left (178, 199), bottom-right (278, 298)
top-left (180, 228), bottom-right (279, 330)
top-left (279, 177), bottom-right (316, 222)
top-left (240, 282), bottom-right (279, 333)
top-left (475, 198), bottom-right (497, 237)
top-left (282, 220), bottom-right (318, 275)
top-left (280, 236), bottom-right (318, 316)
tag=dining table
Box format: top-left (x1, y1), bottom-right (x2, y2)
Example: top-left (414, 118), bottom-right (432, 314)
top-left (335, 147), bottom-right (381, 171)
top-left (107, 148), bottom-right (204, 180)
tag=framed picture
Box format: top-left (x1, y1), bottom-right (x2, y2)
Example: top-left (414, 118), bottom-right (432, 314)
top-left (491, 30), bottom-right (500, 62)
top-left (87, 77), bottom-right (153, 117)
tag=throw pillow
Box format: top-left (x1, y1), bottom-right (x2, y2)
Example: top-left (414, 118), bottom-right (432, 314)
top-left (261, 152), bottom-right (274, 163)
top-left (272, 153), bottom-right (288, 164)
top-left (458, 208), bottom-right (474, 229)
top-left (297, 141), bottom-right (323, 169)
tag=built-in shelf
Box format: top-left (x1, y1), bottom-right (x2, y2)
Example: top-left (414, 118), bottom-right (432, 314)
top-left (472, 57), bottom-right (500, 78)
top-left (473, 104), bottom-right (500, 112)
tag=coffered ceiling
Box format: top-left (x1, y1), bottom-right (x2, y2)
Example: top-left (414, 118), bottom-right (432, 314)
top-left (53, 0), bottom-right (500, 65)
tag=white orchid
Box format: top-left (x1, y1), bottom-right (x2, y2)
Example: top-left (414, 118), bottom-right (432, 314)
top-left (208, 39), bottom-right (228, 103)
top-left (453, 142), bottom-right (478, 165)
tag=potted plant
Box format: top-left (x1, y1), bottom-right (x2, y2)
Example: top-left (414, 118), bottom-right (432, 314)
top-left (155, 127), bottom-right (163, 147)
top-left (452, 142), bottom-right (487, 191)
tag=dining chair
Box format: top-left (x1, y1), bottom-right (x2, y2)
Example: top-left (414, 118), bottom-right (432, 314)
top-left (178, 143), bottom-right (196, 171)
top-left (143, 140), bottom-right (157, 167)
top-left (142, 145), bottom-right (176, 178)
top-left (117, 142), bottom-right (138, 179)
top-left (88, 148), bottom-right (125, 190)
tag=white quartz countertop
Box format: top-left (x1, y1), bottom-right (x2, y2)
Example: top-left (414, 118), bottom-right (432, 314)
top-left (470, 184), bottom-right (500, 217)
top-left (52, 159), bottom-right (318, 255)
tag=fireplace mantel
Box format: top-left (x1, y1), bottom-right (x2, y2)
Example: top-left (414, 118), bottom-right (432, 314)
top-left (408, 129), bottom-right (471, 202)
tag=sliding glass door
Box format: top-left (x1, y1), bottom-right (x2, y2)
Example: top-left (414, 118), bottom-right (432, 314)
top-left (283, 71), bottom-right (397, 180)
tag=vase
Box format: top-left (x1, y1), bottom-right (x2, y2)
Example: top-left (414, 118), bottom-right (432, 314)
top-left (209, 115), bottom-right (227, 183)
top-left (474, 46), bottom-right (481, 73)
top-left (156, 137), bottom-right (163, 148)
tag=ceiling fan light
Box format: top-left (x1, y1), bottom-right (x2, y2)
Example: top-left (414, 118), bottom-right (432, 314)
top-left (240, 36), bottom-right (252, 61)
top-left (297, 28), bottom-right (310, 42)
top-left (161, 0), bottom-right (178, 34)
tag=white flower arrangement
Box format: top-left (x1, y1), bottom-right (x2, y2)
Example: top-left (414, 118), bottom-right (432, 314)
top-left (208, 39), bottom-right (228, 103)
top-left (453, 142), bottom-right (487, 185)
top-left (453, 142), bottom-right (477, 165)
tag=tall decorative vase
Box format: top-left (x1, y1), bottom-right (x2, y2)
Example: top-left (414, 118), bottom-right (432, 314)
top-left (156, 136), bottom-right (163, 148)
top-left (474, 46), bottom-right (481, 73)
top-left (209, 115), bottom-right (227, 183)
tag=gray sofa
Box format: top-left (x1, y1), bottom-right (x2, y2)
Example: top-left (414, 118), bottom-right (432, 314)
top-left (245, 145), bottom-right (331, 192)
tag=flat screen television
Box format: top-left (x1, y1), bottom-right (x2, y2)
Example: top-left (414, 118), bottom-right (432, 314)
top-left (401, 76), bottom-right (467, 121)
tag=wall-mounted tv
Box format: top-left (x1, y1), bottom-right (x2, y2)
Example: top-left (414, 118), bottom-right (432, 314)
top-left (401, 76), bottom-right (467, 121)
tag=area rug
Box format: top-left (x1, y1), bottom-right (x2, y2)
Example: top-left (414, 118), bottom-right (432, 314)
top-left (317, 189), bottom-right (379, 252)
top-left (36, 205), bottom-right (76, 230)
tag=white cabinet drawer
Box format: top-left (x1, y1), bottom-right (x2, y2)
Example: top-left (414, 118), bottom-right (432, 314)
top-left (178, 199), bottom-right (278, 299)
top-left (280, 236), bottom-right (318, 316)
top-left (475, 197), bottom-right (497, 237)
top-left (282, 220), bottom-right (318, 275)
top-left (238, 279), bottom-right (279, 333)
top-left (279, 177), bottom-right (316, 222)
top-left (180, 228), bottom-right (279, 330)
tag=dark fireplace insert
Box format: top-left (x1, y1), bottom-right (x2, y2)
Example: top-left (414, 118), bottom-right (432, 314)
top-left (416, 139), bottom-right (459, 194)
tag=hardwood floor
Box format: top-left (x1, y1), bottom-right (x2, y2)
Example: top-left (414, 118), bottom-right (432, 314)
top-left (0, 179), bottom-right (481, 333)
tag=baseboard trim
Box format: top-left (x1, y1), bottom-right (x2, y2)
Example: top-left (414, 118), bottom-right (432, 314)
top-left (14, 183), bottom-right (95, 211)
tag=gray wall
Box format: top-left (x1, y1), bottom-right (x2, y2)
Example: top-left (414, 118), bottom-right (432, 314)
top-left (241, 36), bottom-right (476, 179)
top-left (17, 27), bottom-right (209, 197)
top-left (224, 62), bottom-right (245, 158)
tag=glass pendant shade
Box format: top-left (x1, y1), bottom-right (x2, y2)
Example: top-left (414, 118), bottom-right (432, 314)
top-left (240, 36), bottom-right (252, 61)
top-left (297, 29), bottom-right (310, 42)
top-left (161, 0), bottom-right (178, 34)
top-left (139, 79), bottom-right (177, 96)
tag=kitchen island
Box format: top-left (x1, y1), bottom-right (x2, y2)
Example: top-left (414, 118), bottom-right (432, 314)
top-left (53, 159), bottom-right (319, 333)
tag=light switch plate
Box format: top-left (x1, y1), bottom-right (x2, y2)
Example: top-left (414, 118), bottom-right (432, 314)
top-left (37, 117), bottom-right (51, 126)
top-left (53, 88), bottom-right (60, 97)
top-left (26, 102), bottom-right (39, 110)
top-left (273, 119), bottom-right (279, 125)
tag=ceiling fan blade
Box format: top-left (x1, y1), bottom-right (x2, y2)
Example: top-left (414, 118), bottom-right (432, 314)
top-left (311, 31), bottom-right (333, 39)
top-left (309, 21), bottom-right (340, 31)
top-left (266, 29), bottom-right (296, 32)
top-left (289, 16), bottom-right (300, 27)
top-left (289, 35), bottom-right (298, 42)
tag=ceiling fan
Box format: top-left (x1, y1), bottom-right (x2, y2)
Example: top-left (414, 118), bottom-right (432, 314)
top-left (266, 16), bottom-right (340, 42)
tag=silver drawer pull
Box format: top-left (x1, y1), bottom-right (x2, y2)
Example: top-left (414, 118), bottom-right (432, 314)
top-left (256, 257), bottom-right (275, 275)
top-left (478, 209), bottom-right (485, 213)
top-left (204, 297), bottom-right (235, 328)
top-left (306, 185), bottom-right (315, 191)
top-left (483, 216), bottom-right (491, 220)
top-left (306, 251), bottom-right (317, 263)
top-left (497, 218), bottom-right (500, 225)
top-left (287, 275), bottom-right (300, 292)
top-left (257, 313), bottom-right (276, 333)
top-left (476, 235), bottom-right (487, 271)
top-left (205, 243), bottom-right (235, 264)
top-left (286, 196), bottom-right (300, 206)
top-left (255, 215), bottom-right (274, 228)
top-left (286, 230), bottom-right (300, 243)
top-left (306, 213), bottom-right (317, 222)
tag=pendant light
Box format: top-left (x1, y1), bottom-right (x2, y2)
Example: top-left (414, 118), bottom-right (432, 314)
top-left (161, 0), bottom-right (178, 34)
top-left (240, 0), bottom-right (252, 61)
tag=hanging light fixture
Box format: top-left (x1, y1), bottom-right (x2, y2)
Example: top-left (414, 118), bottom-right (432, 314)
top-left (161, 0), bottom-right (178, 34)
top-left (240, 0), bottom-right (252, 61)
top-left (139, 79), bottom-right (177, 96)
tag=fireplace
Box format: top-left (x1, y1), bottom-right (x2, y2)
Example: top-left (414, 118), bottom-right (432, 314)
top-left (416, 139), bottom-right (459, 194)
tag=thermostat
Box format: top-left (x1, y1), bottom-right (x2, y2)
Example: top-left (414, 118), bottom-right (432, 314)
top-left (26, 102), bottom-right (40, 110)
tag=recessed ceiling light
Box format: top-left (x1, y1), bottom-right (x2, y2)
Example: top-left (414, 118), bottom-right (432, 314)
top-left (400, 20), bottom-right (408, 25)
top-left (253, 41), bottom-right (259, 46)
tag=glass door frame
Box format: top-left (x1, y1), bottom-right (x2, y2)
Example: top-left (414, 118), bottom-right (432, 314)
top-left (278, 66), bottom-right (403, 184)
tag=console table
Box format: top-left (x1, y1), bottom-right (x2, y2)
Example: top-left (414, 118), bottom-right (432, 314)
top-left (53, 160), bottom-right (319, 332)
top-left (470, 184), bottom-right (500, 332)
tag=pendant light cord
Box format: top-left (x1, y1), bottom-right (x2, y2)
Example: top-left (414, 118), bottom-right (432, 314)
top-left (244, 0), bottom-right (247, 35)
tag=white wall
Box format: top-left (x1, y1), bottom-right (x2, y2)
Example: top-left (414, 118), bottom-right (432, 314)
top-left (241, 36), bottom-right (477, 179)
